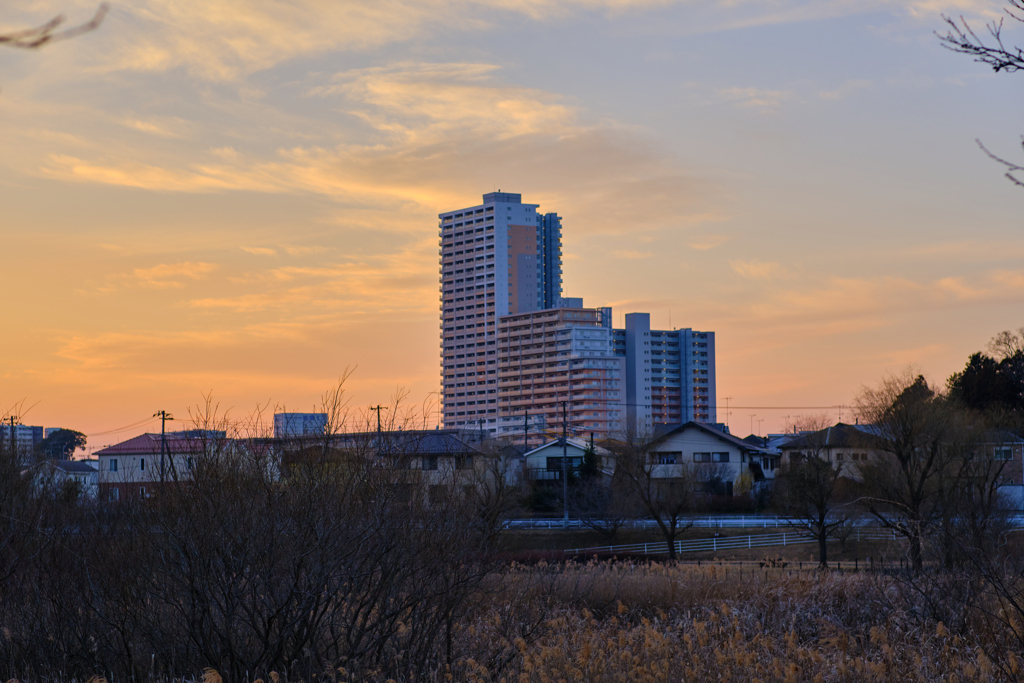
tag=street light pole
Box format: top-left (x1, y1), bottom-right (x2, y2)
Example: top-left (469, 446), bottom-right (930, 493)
top-left (562, 400), bottom-right (569, 528)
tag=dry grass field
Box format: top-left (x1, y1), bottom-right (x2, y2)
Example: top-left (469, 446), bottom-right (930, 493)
top-left (295, 560), bottom-right (1020, 682)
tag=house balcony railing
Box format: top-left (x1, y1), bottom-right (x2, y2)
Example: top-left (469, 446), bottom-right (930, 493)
top-left (527, 466), bottom-right (581, 481)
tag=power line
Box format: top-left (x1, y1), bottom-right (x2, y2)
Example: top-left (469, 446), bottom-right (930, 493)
top-left (86, 416), bottom-right (160, 437)
top-left (501, 399), bottom-right (849, 410)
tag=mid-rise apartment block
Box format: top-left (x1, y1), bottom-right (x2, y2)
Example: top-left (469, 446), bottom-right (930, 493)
top-left (496, 305), bottom-right (624, 440)
top-left (273, 413), bottom-right (328, 439)
top-left (439, 192), bottom-right (562, 430)
top-left (611, 313), bottom-right (717, 427)
top-left (0, 423), bottom-right (44, 461)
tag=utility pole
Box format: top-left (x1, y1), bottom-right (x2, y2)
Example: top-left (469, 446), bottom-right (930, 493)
top-left (523, 410), bottom-right (529, 455)
top-left (562, 400), bottom-right (569, 528)
top-left (369, 405), bottom-right (388, 455)
top-left (8, 415), bottom-right (17, 460)
top-left (369, 405), bottom-right (387, 434)
top-left (153, 411), bottom-right (174, 487)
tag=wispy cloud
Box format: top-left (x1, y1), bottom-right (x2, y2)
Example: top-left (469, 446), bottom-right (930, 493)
top-left (613, 249), bottom-right (652, 259)
top-left (904, 0), bottom-right (1005, 20)
top-left (121, 116), bottom-right (192, 139)
top-left (190, 243), bottom-right (438, 314)
top-left (37, 60), bottom-right (724, 237)
top-left (730, 259), bottom-right (790, 280)
top-left (85, 262), bottom-right (219, 293)
top-left (132, 262), bottom-right (219, 289)
top-left (312, 62), bottom-right (575, 145)
top-left (818, 78), bottom-right (871, 101)
top-left (689, 235), bottom-right (729, 251)
top-left (743, 268), bottom-right (1024, 324)
top-left (77, 0), bottom-right (686, 82)
top-left (240, 247), bottom-right (277, 256)
top-left (718, 86), bottom-right (792, 111)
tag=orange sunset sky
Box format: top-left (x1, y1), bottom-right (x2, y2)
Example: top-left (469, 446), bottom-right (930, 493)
top-left (1, 0), bottom-right (1022, 453)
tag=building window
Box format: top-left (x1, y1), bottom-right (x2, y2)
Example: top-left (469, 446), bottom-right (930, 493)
top-left (995, 447), bottom-right (1013, 461)
top-left (140, 458), bottom-right (145, 471)
top-left (693, 452), bottom-right (711, 463)
top-left (109, 488), bottom-right (119, 502)
top-left (713, 452), bottom-right (730, 463)
top-left (424, 455), bottom-right (439, 470)
top-left (456, 455), bottom-right (473, 470)
top-left (109, 459), bottom-right (118, 472)
top-left (657, 452), bottom-right (680, 464)
top-left (140, 486), bottom-right (147, 497)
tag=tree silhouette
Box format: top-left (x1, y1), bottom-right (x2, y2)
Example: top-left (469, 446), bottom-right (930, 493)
top-left (0, 5), bottom-right (107, 50)
top-left (938, 1), bottom-right (1024, 185)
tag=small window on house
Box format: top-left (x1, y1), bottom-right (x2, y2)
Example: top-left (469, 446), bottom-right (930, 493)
top-left (140, 458), bottom-right (145, 471)
top-left (109, 488), bottom-right (119, 502)
top-left (994, 448), bottom-right (1013, 461)
top-left (456, 455), bottom-right (473, 470)
top-left (109, 459), bottom-right (118, 472)
top-left (693, 452), bottom-right (711, 463)
top-left (658, 454), bottom-right (678, 464)
top-left (713, 452), bottom-right (730, 463)
top-left (424, 455), bottom-right (439, 470)
top-left (140, 486), bottom-right (147, 497)
top-left (836, 453), bottom-right (844, 461)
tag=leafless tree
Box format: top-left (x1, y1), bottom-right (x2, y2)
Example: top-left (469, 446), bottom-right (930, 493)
top-left (0, 5), bottom-right (108, 49)
top-left (855, 370), bottom-right (1013, 573)
top-left (938, 2), bottom-right (1024, 186)
top-left (0, 380), bottom-right (510, 681)
top-left (988, 327), bottom-right (1024, 359)
top-left (774, 415), bottom-right (857, 568)
top-left (569, 474), bottom-right (634, 542)
top-left (610, 426), bottom-right (707, 560)
top-left (855, 372), bottom-right (956, 571)
top-left (939, 2), bottom-right (1024, 73)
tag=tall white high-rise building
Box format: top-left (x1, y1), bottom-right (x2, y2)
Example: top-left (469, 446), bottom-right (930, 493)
top-left (439, 192), bottom-right (562, 430)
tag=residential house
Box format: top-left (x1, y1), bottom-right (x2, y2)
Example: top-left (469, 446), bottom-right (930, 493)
top-left (94, 430), bottom-right (228, 502)
top-left (778, 423), bottom-right (1024, 510)
top-left (778, 423), bottom-right (883, 480)
top-left (523, 437), bottom-right (611, 483)
top-left (642, 421), bottom-right (773, 497)
top-left (36, 459), bottom-right (99, 499)
top-left (981, 430), bottom-right (1024, 510)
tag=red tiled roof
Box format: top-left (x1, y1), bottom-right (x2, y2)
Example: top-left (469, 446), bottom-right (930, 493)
top-left (94, 434), bottom-right (204, 456)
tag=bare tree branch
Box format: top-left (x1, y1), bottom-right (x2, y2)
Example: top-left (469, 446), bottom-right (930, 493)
top-left (937, 3), bottom-right (1024, 187)
top-left (0, 4), bottom-right (108, 50)
top-left (937, 1), bottom-right (1024, 72)
top-left (977, 137), bottom-right (1024, 187)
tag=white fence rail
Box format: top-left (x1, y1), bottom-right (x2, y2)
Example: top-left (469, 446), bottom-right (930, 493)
top-left (506, 516), bottom-right (806, 530)
top-left (565, 529), bottom-right (900, 557)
